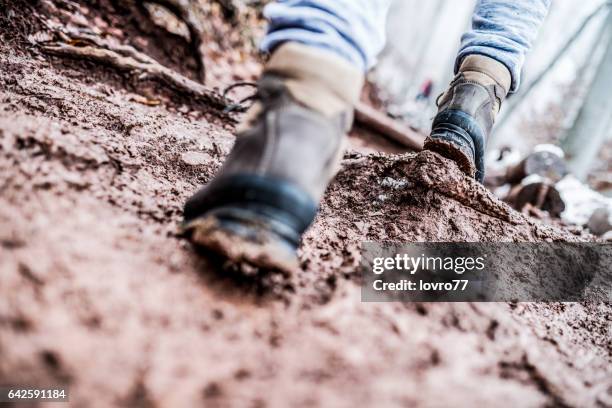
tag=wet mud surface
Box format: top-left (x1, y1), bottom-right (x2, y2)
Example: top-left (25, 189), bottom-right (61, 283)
top-left (1, 4), bottom-right (611, 407)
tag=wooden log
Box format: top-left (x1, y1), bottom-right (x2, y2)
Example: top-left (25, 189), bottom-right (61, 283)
top-left (506, 181), bottom-right (566, 218)
top-left (354, 102), bottom-right (425, 152)
top-left (505, 150), bottom-right (568, 185)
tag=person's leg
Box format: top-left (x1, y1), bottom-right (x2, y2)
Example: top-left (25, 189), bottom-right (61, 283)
top-left (457, 0), bottom-right (551, 92)
top-left (261, 0), bottom-right (392, 71)
top-left (183, 1), bottom-right (391, 271)
top-left (426, 0), bottom-right (551, 182)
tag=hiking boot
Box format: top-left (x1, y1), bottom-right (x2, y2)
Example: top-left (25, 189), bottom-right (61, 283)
top-left (424, 55), bottom-right (511, 182)
top-left (182, 43), bottom-right (363, 272)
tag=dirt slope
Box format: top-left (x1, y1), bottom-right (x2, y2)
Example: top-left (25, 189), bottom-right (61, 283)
top-left (1, 2), bottom-right (611, 407)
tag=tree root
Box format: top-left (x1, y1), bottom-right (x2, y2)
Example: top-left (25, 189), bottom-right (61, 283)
top-left (139, 0), bottom-right (208, 83)
top-left (38, 31), bottom-right (231, 113)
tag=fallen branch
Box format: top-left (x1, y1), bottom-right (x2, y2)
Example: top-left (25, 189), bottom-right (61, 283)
top-left (39, 32), bottom-right (230, 111)
top-left (354, 102), bottom-right (424, 152)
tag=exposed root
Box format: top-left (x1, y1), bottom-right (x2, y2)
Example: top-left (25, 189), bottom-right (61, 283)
top-left (38, 30), bottom-right (231, 112)
top-left (140, 0), bottom-right (208, 83)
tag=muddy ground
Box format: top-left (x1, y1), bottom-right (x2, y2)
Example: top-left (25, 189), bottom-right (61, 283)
top-left (0, 2), bottom-right (611, 407)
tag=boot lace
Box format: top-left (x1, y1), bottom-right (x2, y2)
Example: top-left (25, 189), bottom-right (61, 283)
top-left (222, 81), bottom-right (258, 113)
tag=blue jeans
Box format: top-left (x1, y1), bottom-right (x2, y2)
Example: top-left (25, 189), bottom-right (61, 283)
top-left (261, 0), bottom-right (551, 92)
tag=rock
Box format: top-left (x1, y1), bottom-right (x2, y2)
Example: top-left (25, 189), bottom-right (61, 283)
top-left (506, 181), bottom-right (565, 218)
top-left (380, 177), bottom-right (409, 189)
top-left (587, 207), bottom-right (612, 236)
top-left (181, 151), bottom-right (211, 166)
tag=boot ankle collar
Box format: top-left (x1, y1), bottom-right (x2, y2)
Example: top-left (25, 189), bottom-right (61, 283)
top-left (459, 55), bottom-right (511, 96)
top-left (264, 43), bottom-right (364, 116)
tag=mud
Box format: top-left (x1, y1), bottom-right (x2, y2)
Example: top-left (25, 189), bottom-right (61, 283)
top-left (1, 2), bottom-right (611, 407)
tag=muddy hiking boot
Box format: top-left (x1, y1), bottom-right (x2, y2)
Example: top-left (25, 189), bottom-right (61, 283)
top-left (182, 43), bottom-right (364, 273)
top-left (425, 55), bottom-right (511, 182)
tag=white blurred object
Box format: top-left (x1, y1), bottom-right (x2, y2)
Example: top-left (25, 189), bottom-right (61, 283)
top-left (587, 207), bottom-right (612, 236)
top-left (486, 147), bottom-right (522, 173)
top-left (556, 175), bottom-right (612, 225)
top-left (533, 143), bottom-right (565, 158)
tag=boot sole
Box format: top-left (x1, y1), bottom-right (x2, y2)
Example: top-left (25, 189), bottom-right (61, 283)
top-left (425, 109), bottom-right (486, 182)
top-left (183, 211), bottom-right (300, 274)
top-left (182, 174), bottom-right (318, 273)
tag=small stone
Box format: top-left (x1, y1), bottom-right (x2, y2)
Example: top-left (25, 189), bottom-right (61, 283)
top-left (27, 31), bottom-right (53, 44)
top-left (587, 207), bottom-right (612, 236)
top-left (380, 177), bottom-right (408, 189)
top-left (181, 151), bottom-right (210, 166)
